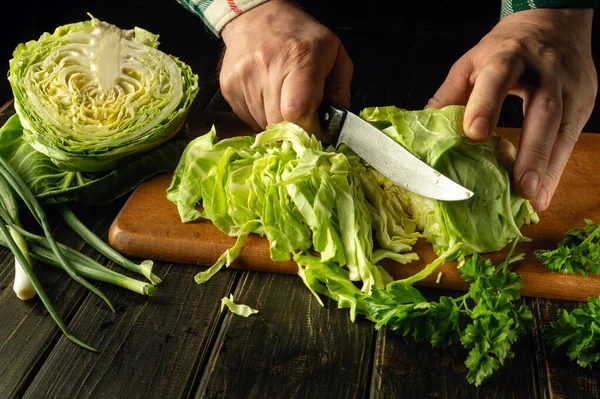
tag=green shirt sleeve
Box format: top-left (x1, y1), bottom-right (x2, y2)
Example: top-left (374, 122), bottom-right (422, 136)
top-left (501, 0), bottom-right (599, 18)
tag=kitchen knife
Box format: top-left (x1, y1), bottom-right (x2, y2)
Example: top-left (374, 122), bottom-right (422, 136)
top-left (317, 101), bottom-right (474, 201)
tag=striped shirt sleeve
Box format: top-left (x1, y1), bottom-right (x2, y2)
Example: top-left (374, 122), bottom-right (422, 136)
top-left (501, 0), bottom-right (599, 18)
top-left (177, 0), bottom-right (599, 35)
top-left (176, 0), bottom-right (271, 36)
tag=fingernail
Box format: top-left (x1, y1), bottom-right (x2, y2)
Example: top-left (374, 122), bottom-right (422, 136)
top-left (519, 170), bottom-right (541, 195)
top-left (532, 187), bottom-right (549, 210)
top-left (468, 116), bottom-right (489, 140)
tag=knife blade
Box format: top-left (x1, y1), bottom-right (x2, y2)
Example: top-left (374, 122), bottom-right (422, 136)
top-left (317, 101), bottom-right (474, 201)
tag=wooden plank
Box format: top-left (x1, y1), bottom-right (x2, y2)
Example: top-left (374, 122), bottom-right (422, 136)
top-left (108, 114), bottom-right (600, 302)
top-left (0, 202), bottom-right (120, 398)
top-left (22, 262), bottom-right (238, 399)
top-left (370, 292), bottom-right (539, 397)
top-left (195, 271), bottom-right (375, 398)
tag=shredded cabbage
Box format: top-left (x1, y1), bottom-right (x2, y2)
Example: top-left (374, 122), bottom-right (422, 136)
top-left (167, 105), bottom-right (538, 319)
top-left (167, 122), bottom-right (421, 295)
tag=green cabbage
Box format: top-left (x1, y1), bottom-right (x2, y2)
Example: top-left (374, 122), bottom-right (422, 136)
top-left (167, 105), bottom-right (539, 324)
top-left (167, 122), bottom-right (422, 295)
top-left (359, 105), bottom-right (538, 256)
top-left (8, 15), bottom-right (198, 172)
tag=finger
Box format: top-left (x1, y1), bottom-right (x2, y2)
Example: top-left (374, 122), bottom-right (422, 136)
top-left (229, 96), bottom-right (262, 132)
top-left (426, 55), bottom-right (474, 110)
top-left (531, 94), bottom-right (581, 211)
top-left (324, 44), bottom-right (353, 108)
top-left (242, 76), bottom-right (268, 129)
top-left (220, 67), bottom-right (262, 132)
top-left (280, 65), bottom-right (325, 135)
top-left (464, 52), bottom-right (525, 142)
top-left (264, 78), bottom-right (283, 126)
top-left (513, 85), bottom-right (563, 205)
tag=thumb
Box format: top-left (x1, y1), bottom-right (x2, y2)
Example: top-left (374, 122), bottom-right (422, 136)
top-left (426, 55), bottom-right (473, 109)
top-left (280, 66), bottom-right (325, 138)
top-left (325, 44), bottom-right (353, 108)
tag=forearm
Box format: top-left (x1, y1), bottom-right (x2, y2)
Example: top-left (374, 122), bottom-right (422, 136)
top-left (175, 0), bottom-right (271, 36)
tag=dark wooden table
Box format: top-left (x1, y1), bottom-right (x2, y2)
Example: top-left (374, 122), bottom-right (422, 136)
top-left (2, 1), bottom-right (600, 398)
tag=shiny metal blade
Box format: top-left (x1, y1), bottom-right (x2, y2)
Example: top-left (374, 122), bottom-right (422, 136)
top-left (338, 113), bottom-right (474, 201)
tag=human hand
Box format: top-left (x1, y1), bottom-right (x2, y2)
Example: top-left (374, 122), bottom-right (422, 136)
top-left (427, 9), bottom-right (597, 212)
top-left (220, 0), bottom-right (353, 134)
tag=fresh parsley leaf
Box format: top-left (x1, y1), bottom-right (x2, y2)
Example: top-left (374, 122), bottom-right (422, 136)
top-left (457, 240), bottom-right (532, 386)
top-left (386, 282), bottom-right (427, 304)
top-left (544, 297), bottom-right (600, 368)
top-left (459, 253), bottom-right (495, 282)
top-left (426, 296), bottom-right (462, 348)
top-left (534, 219), bottom-right (600, 277)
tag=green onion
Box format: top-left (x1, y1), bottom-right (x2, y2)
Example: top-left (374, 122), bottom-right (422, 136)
top-left (0, 214), bottom-right (97, 351)
top-left (27, 243), bottom-right (153, 296)
top-left (55, 203), bottom-right (161, 285)
top-left (0, 156), bottom-right (114, 312)
top-left (0, 173), bottom-right (35, 300)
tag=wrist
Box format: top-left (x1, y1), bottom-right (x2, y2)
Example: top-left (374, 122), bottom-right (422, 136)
top-left (499, 8), bottom-right (593, 41)
top-left (222, 0), bottom-right (287, 43)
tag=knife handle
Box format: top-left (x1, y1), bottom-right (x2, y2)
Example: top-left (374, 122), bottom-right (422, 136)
top-left (317, 100), bottom-right (347, 147)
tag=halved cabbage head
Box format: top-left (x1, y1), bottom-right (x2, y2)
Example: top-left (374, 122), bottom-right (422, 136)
top-left (8, 16), bottom-right (199, 172)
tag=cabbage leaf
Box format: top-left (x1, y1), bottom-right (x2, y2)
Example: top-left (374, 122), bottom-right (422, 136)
top-left (359, 105), bottom-right (538, 256)
top-left (0, 113), bottom-right (186, 205)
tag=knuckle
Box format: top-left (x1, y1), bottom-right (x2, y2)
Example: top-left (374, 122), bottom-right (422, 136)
top-left (500, 39), bottom-right (530, 58)
top-left (544, 163), bottom-right (562, 184)
top-left (450, 57), bottom-right (474, 86)
top-left (219, 74), bottom-right (235, 99)
top-left (250, 49), bottom-right (271, 70)
top-left (557, 123), bottom-right (581, 148)
top-left (524, 144), bottom-right (552, 168)
top-left (487, 54), bottom-right (516, 76)
top-left (280, 102), bottom-right (308, 122)
top-left (287, 38), bottom-right (315, 62)
top-left (536, 95), bottom-right (562, 115)
top-left (471, 95), bottom-right (498, 113)
top-left (579, 101), bottom-right (596, 120)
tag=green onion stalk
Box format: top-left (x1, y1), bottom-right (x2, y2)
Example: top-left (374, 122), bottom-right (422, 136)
top-left (0, 173), bottom-right (35, 300)
top-left (0, 156), bottom-right (115, 312)
top-left (0, 209), bottom-right (97, 351)
top-left (55, 203), bottom-right (161, 285)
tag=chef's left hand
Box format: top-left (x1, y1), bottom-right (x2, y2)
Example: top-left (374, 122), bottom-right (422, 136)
top-left (427, 8), bottom-right (597, 212)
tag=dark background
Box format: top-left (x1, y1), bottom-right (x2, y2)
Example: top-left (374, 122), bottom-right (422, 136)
top-left (1, 0), bottom-right (599, 130)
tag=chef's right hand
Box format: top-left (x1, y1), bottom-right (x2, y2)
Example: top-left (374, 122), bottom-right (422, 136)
top-left (220, 0), bottom-right (353, 134)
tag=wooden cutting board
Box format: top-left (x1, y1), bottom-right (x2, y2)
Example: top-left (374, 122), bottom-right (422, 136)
top-left (108, 111), bottom-right (600, 302)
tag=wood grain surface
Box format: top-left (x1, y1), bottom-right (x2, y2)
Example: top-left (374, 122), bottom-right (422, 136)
top-left (108, 111), bottom-right (600, 302)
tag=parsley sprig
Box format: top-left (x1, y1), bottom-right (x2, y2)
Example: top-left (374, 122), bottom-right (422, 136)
top-left (534, 219), bottom-right (600, 276)
top-left (364, 238), bottom-right (533, 386)
top-left (544, 298), bottom-right (600, 368)
top-left (538, 219), bottom-right (600, 368)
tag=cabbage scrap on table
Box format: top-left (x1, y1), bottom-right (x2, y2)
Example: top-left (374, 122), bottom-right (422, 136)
top-left (167, 104), bottom-right (538, 385)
